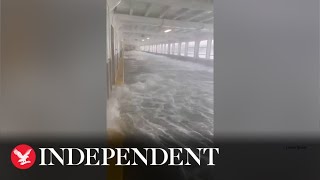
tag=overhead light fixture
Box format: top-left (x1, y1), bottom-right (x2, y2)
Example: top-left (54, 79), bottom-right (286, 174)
top-left (147, 37), bottom-right (150, 40)
top-left (142, 39), bottom-right (145, 41)
top-left (164, 29), bottom-right (172, 33)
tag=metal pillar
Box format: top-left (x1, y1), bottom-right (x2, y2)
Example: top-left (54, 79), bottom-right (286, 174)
top-left (206, 38), bottom-right (213, 59)
top-left (194, 40), bottom-right (200, 59)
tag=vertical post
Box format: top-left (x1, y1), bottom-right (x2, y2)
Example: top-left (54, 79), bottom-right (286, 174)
top-left (171, 42), bottom-right (174, 55)
top-left (186, 42), bottom-right (189, 56)
top-left (206, 38), bottom-right (213, 59)
top-left (194, 40), bottom-right (200, 59)
top-left (162, 44), bottom-right (164, 54)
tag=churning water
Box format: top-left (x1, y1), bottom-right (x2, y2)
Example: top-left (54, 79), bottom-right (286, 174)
top-left (108, 51), bottom-right (214, 148)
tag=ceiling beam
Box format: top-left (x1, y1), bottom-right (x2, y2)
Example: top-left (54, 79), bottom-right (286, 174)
top-left (144, 4), bottom-right (152, 16)
top-left (159, 6), bottom-right (170, 18)
top-left (121, 0), bottom-right (213, 12)
top-left (115, 14), bottom-right (213, 32)
top-left (128, 0), bottom-right (134, 15)
top-left (120, 29), bottom-right (213, 40)
top-left (123, 33), bottom-right (213, 45)
top-left (122, 33), bottom-right (180, 40)
top-left (121, 30), bottom-right (187, 39)
top-left (122, 34), bottom-right (177, 42)
top-left (185, 11), bottom-right (212, 21)
top-left (172, 9), bottom-right (191, 20)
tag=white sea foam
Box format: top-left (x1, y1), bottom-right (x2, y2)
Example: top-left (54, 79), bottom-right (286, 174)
top-left (106, 85), bottom-right (131, 133)
top-left (112, 51), bottom-right (214, 145)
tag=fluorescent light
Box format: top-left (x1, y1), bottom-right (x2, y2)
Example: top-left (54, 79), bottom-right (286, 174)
top-left (147, 37), bottom-right (150, 40)
top-left (164, 29), bottom-right (172, 33)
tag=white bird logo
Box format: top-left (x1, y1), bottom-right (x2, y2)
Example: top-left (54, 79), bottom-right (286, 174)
top-left (13, 148), bottom-right (32, 165)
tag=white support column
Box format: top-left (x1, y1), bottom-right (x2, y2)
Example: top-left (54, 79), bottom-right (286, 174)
top-left (206, 38), bottom-right (213, 59)
top-left (162, 44), bottom-right (165, 54)
top-left (194, 40), bottom-right (200, 59)
top-left (185, 42), bottom-right (189, 56)
top-left (178, 42), bottom-right (181, 56)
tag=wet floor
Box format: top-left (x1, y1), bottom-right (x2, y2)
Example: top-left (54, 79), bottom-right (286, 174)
top-left (110, 51), bottom-right (214, 147)
top-left (107, 51), bottom-right (214, 180)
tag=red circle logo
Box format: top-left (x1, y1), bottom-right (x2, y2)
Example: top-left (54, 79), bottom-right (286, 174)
top-left (11, 144), bottom-right (36, 170)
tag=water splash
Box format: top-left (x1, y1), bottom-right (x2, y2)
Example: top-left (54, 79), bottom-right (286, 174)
top-left (117, 51), bottom-right (214, 146)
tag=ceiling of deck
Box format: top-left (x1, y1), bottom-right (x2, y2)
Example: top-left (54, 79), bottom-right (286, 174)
top-left (113, 0), bottom-right (214, 45)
